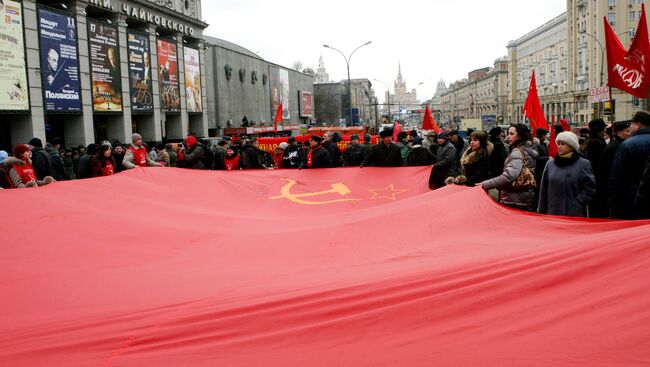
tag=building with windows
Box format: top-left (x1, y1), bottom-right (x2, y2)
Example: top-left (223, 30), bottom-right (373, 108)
top-left (383, 63), bottom-right (419, 120)
top-left (0, 0), bottom-right (314, 152)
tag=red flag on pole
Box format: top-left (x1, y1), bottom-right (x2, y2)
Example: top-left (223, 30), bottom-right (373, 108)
top-left (393, 120), bottom-right (402, 141)
top-left (421, 105), bottom-right (442, 133)
top-left (604, 4), bottom-right (650, 98)
top-left (559, 118), bottom-right (571, 133)
top-left (549, 116), bottom-right (558, 158)
top-left (523, 70), bottom-right (549, 133)
top-left (273, 103), bottom-right (283, 132)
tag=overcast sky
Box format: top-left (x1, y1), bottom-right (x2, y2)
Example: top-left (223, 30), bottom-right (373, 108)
top-left (202, 0), bottom-right (566, 103)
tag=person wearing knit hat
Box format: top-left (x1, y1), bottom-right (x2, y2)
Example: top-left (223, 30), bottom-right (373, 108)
top-left (6, 144), bottom-right (55, 188)
top-left (538, 131), bottom-right (595, 217)
top-left (122, 132), bottom-right (161, 169)
top-left (556, 131), bottom-right (580, 152)
top-left (180, 135), bottom-right (205, 169)
top-left (272, 142), bottom-right (289, 168)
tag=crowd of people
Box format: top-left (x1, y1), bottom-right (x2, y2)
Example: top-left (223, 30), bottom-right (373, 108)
top-left (2, 111), bottom-right (650, 219)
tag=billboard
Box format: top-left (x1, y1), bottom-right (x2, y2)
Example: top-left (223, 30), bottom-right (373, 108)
top-left (0, 0), bottom-right (28, 111)
top-left (38, 7), bottom-right (81, 112)
top-left (270, 67), bottom-right (290, 120)
top-left (183, 46), bottom-right (202, 113)
top-left (127, 31), bottom-right (153, 112)
top-left (299, 91), bottom-right (313, 117)
top-left (157, 39), bottom-right (180, 113)
top-left (88, 20), bottom-right (122, 112)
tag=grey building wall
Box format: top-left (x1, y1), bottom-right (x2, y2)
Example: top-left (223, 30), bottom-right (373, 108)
top-left (203, 35), bottom-right (314, 130)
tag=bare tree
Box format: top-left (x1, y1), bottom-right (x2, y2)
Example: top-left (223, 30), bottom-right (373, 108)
top-left (291, 60), bottom-right (304, 72)
top-left (302, 67), bottom-right (315, 76)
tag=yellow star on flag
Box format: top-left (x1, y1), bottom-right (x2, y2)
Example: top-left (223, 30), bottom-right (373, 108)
top-left (368, 184), bottom-right (408, 201)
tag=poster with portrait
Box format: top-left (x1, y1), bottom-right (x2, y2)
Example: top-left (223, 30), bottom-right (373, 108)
top-left (0, 0), bottom-right (29, 111)
top-left (157, 39), bottom-right (180, 113)
top-left (270, 66), bottom-right (290, 120)
top-left (183, 46), bottom-right (202, 113)
top-left (127, 31), bottom-right (153, 113)
top-left (38, 7), bottom-right (81, 112)
top-left (88, 19), bottom-right (122, 112)
top-left (299, 91), bottom-right (313, 117)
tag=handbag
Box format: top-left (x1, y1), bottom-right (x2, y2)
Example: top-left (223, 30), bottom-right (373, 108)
top-left (511, 148), bottom-right (536, 190)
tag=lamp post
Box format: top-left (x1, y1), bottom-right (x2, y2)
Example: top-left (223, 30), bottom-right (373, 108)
top-left (373, 78), bottom-right (393, 124)
top-left (323, 41), bottom-right (372, 126)
top-left (580, 30), bottom-right (604, 86)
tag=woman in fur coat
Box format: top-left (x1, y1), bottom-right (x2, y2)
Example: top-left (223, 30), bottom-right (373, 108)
top-left (447, 130), bottom-right (492, 186)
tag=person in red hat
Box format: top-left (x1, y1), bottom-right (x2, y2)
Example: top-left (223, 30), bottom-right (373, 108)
top-left (178, 135), bottom-right (205, 169)
top-left (8, 144), bottom-right (55, 188)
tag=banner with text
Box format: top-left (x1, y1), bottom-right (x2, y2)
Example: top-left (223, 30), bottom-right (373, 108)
top-left (38, 7), bottom-right (81, 112)
top-left (88, 20), bottom-right (122, 112)
top-left (0, 1), bottom-right (29, 111)
top-left (157, 39), bottom-right (179, 112)
top-left (183, 46), bottom-right (202, 113)
top-left (127, 31), bottom-right (153, 112)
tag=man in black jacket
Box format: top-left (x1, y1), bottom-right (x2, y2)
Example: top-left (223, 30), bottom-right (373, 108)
top-left (584, 118), bottom-right (608, 217)
top-left (28, 137), bottom-right (59, 181)
top-left (361, 129), bottom-right (402, 167)
top-left (597, 121), bottom-right (630, 217)
top-left (301, 135), bottom-right (331, 168)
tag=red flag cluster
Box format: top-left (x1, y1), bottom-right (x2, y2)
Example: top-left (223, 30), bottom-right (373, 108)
top-left (605, 4), bottom-right (650, 98)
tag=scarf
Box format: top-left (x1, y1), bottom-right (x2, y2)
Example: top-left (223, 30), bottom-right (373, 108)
top-left (553, 151), bottom-right (580, 167)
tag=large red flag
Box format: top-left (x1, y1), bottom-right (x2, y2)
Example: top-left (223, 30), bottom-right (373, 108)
top-left (604, 4), bottom-right (650, 98)
top-left (523, 70), bottom-right (549, 133)
top-left (559, 118), bottom-right (571, 133)
top-left (393, 120), bottom-right (402, 141)
top-left (273, 103), bottom-right (283, 132)
top-left (421, 105), bottom-right (442, 133)
top-left (2, 168), bottom-right (650, 365)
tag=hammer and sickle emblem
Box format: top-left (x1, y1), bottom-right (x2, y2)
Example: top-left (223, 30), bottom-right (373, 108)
top-left (270, 178), bottom-right (360, 205)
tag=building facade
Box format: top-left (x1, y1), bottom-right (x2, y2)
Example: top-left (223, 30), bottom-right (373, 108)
top-left (203, 36), bottom-right (314, 131)
top-left (384, 63), bottom-right (419, 119)
top-left (313, 79), bottom-right (377, 128)
top-left (439, 59), bottom-right (509, 129)
top-left (0, 0), bottom-right (212, 151)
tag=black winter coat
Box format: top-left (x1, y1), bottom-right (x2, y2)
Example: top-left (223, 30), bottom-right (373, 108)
top-left (362, 143), bottom-right (402, 167)
top-left (635, 154), bottom-right (650, 219)
top-left (31, 147), bottom-right (54, 180)
top-left (489, 140), bottom-right (508, 178)
top-left (184, 144), bottom-right (205, 169)
top-left (302, 145), bottom-right (331, 168)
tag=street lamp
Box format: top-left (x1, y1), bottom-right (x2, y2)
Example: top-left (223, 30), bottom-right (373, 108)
top-left (579, 30), bottom-right (604, 86)
top-left (323, 41), bottom-right (372, 126)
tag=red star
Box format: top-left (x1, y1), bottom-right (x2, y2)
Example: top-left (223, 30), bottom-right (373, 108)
top-left (368, 184), bottom-right (408, 201)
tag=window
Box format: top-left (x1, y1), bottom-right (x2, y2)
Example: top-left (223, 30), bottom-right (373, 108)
top-left (608, 12), bottom-right (616, 24)
top-left (630, 10), bottom-right (636, 21)
top-left (630, 0), bottom-right (635, 5)
top-left (609, 0), bottom-right (616, 5)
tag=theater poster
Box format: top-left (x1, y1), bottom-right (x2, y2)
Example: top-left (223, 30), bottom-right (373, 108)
top-left (183, 46), bottom-right (202, 113)
top-left (269, 67), bottom-right (290, 120)
top-left (127, 31), bottom-right (152, 112)
top-left (88, 19), bottom-right (122, 112)
top-left (38, 7), bottom-right (81, 112)
top-left (157, 39), bottom-right (179, 113)
top-left (0, 0), bottom-right (29, 111)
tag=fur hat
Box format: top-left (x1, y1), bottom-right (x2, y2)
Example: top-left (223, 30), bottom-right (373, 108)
top-left (363, 134), bottom-right (372, 142)
top-left (488, 127), bottom-right (503, 140)
top-left (379, 129), bottom-right (393, 139)
top-left (588, 118), bottom-right (606, 133)
top-left (397, 131), bottom-right (408, 140)
top-left (28, 137), bottom-right (43, 148)
top-left (437, 131), bottom-right (450, 140)
top-left (14, 144), bottom-right (30, 158)
top-left (350, 134), bottom-right (359, 141)
top-left (556, 131), bottom-right (580, 152)
top-left (310, 135), bottom-right (323, 143)
top-left (0, 150), bottom-right (7, 164)
top-left (131, 133), bottom-right (142, 142)
top-left (278, 142), bottom-right (289, 150)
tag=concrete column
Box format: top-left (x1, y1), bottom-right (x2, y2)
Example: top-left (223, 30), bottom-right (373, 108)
top-left (17, 1), bottom-right (45, 145)
top-left (75, 3), bottom-right (96, 145)
top-left (197, 41), bottom-right (209, 137)
top-left (176, 34), bottom-right (188, 137)
top-left (114, 15), bottom-right (131, 143)
top-left (147, 25), bottom-right (163, 140)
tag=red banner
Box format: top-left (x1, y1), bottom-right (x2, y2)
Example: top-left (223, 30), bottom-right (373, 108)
top-left (257, 135), bottom-right (379, 154)
top-left (1, 168), bottom-right (650, 365)
top-left (604, 4), bottom-right (650, 98)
